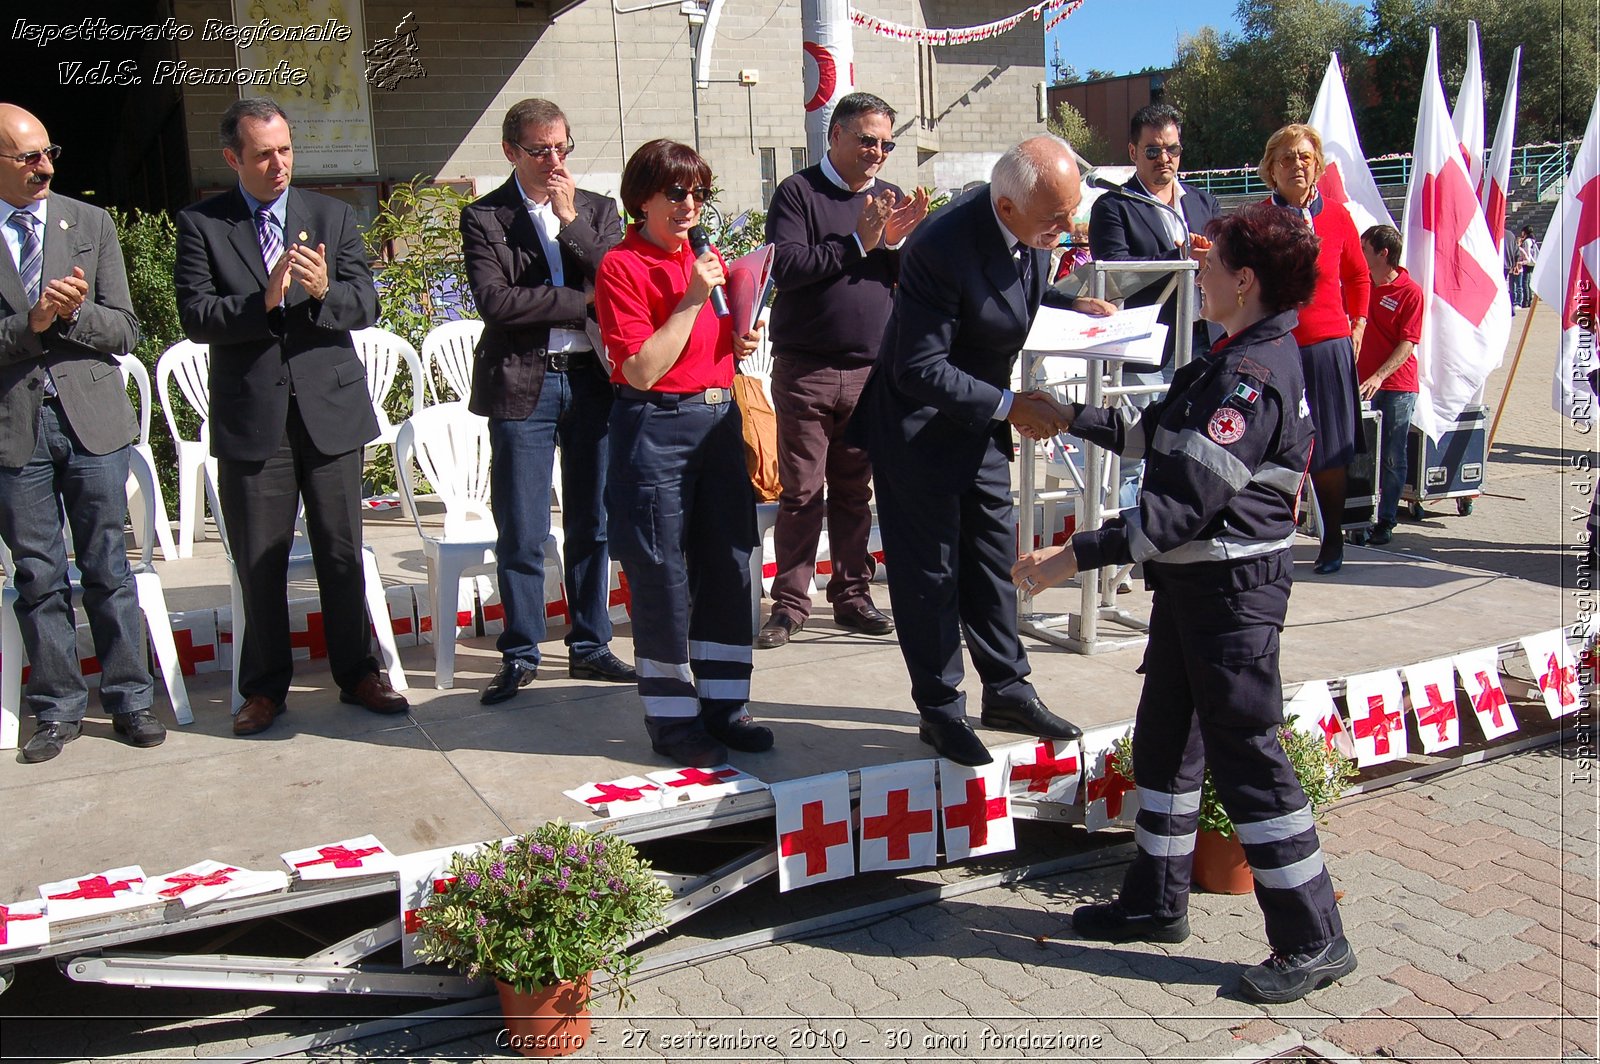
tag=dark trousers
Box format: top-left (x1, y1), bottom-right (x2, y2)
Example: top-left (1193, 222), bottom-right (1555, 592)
top-left (217, 398), bottom-right (376, 702)
top-left (874, 439), bottom-right (1035, 720)
top-left (1120, 555), bottom-right (1344, 955)
top-left (606, 394), bottom-right (756, 744)
top-left (488, 364), bottom-right (614, 667)
top-left (1368, 390), bottom-right (1415, 526)
top-left (0, 401), bottom-right (152, 723)
top-left (768, 359), bottom-right (874, 620)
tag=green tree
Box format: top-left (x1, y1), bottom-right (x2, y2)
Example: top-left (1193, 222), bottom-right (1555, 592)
top-left (1048, 100), bottom-right (1109, 165)
top-left (110, 208), bottom-right (190, 502)
top-left (1163, 26), bottom-right (1253, 169)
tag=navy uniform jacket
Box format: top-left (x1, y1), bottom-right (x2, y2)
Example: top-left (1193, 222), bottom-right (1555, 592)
top-left (1067, 309), bottom-right (1312, 591)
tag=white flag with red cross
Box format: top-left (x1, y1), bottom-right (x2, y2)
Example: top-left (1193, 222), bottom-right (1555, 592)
top-left (564, 776), bottom-right (665, 818)
top-left (0, 900), bottom-right (49, 953)
top-left (282, 835), bottom-right (399, 880)
top-left (857, 761), bottom-right (938, 872)
top-left (1309, 52), bottom-right (1395, 234)
top-left (142, 859), bottom-right (288, 910)
top-left (1081, 725), bottom-right (1139, 833)
top-left (1401, 658), bottom-right (1461, 754)
top-left (1522, 629), bottom-right (1582, 719)
top-left (1402, 29), bottom-right (1513, 439)
top-left (1344, 670), bottom-right (1408, 767)
top-left (1000, 738), bottom-right (1081, 805)
top-left (1479, 47), bottom-right (1521, 251)
top-left (1530, 89), bottom-right (1600, 420)
top-left (397, 843), bottom-right (485, 966)
top-left (938, 759), bottom-right (1014, 860)
top-left (645, 764), bottom-right (766, 805)
top-left (1455, 647), bottom-right (1519, 740)
top-left (39, 865), bottom-right (156, 922)
top-left (773, 772), bottom-right (854, 891)
top-left (1286, 679), bottom-right (1355, 759)
top-left (1451, 21), bottom-right (1487, 192)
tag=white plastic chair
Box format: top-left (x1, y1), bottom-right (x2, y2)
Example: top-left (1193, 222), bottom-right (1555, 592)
top-left (353, 327), bottom-right (425, 517)
top-left (115, 354), bottom-right (179, 562)
top-left (0, 448), bottom-right (193, 749)
top-left (420, 319), bottom-right (482, 405)
top-left (154, 340), bottom-right (219, 558)
top-left (396, 403), bottom-right (563, 689)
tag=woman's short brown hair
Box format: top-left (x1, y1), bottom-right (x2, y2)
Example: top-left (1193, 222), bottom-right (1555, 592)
top-left (1206, 202), bottom-right (1322, 314)
top-left (1258, 123), bottom-right (1326, 191)
top-left (619, 139), bottom-right (713, 220)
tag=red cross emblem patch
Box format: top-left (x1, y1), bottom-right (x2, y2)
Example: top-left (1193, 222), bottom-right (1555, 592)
top-left (1207, 407), bottom-right (1247, 445)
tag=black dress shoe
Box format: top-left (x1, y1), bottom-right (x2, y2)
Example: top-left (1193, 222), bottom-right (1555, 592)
top-left (112, 711), bottom-right (167, 748)
top-left (705, 713), bottom-right (774, 752)
top-left (481, 660), bottom-right (536, 704)
top-left (1072, 900), bottom-right (1191, 944)
top-left (569, 648), bottom-right (638, 683)
top-left (980, 696), bottom-right (1082, 740)
top-left (21, 721), bottom-right (81, 763)
top-left (651, 723), bottom-right (729, 768)
top-left (917, 717), bottom-right (993, 766)
top-left (1311, 555), bottom-right (1344, 575)
top-left (833, 601), bottom-right (895, 635)
top-left (755, 613), bottom-right (801, 650)
top-left (1238, 937), bottom-right (1358, 1003)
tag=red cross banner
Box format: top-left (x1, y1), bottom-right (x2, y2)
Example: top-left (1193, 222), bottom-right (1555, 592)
top-left (773, 772), bottom-right (855, 891)
top-left (1000, 738), bottom-right (1082, 805)
top-left (1401, 657), bottom-right (1462, 754)
top-left (281, 834), bottom-right (399, 881)
top-left (857, 761), bottom-right (938, 872)
top-left (1344, 670), bottom-right (1408, 767)
top-left (1401, 29), bottom-right (1513, 440)
top-left (385, 584), bottom-right (419, 649)
top-left (1479, 48), bottom-right (1520, 250)
top-left (38, 865), bottom-right (158, 922)
top-left (1454, 647), bottom-right (1519, 740)
top-left (1082, 726), bottom-right (1139, 833)
top-left (1308, 52), bottom-right (1395, 234)
top-left (1530, 90), bottom-right (1600, 420)
top-left (1521, 630), bottom-right (1582, 720)
top-left (645, 764), bottom-right (766, 805)
top-left (939, 759), bottom-right (1015, 860)
top-left (1450, 21), bottom-right (1486, 192)
top-left (0, 900), bottom-right (49, 953)
top-left (141, 859), bottom-right (288, 910)
top-left (397, 843), bottom-right (484, 967)
top-left (1286, 679), bottom-right (1356, 760)
top-left (563, 776), bottom-right (665, 818)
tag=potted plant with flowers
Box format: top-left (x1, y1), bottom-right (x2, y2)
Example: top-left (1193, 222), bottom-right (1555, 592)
top-left (415, 821), bottom-right (673, 1058)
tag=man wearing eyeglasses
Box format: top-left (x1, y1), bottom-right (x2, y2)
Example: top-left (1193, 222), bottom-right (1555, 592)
top-left (461, 98), bottom-right (634, 705)
top-left (756, 92), bottom-right (930, 651)
top-left (0, 103), bottom-right (161, 762)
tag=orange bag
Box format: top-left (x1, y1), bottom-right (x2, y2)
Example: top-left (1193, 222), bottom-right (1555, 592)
top-left (733, 375), bottom-right (782, 502)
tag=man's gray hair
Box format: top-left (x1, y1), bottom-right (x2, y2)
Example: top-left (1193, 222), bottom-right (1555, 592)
top-left (991, 134), bottom-right (1074, 204)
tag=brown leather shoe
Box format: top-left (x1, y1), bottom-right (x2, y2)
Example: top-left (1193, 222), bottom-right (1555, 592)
top-left (833, 601), bottom-right (895, 635)
top-left (234, 696), bottom-right (285, 736)
top-left (756, 612), bottom-right (801, 649)
top-left (340, 672), bottom-right (410, 715)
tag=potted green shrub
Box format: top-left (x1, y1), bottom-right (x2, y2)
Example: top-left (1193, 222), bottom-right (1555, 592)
top-left (415, 821), bottom-right (673, 1058)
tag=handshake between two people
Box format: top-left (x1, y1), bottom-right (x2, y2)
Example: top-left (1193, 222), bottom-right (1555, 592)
top-left (1006, 390), bottom-right (1076, 441)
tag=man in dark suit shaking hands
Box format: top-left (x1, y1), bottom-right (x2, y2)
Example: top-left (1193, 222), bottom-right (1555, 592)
top-left (175, 98), bottom-right (407, 736)
top-left (857, 136), bottom-right (1110, 766)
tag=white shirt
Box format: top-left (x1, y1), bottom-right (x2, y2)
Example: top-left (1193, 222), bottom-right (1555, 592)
top-left (515, 175), bottom-right (591, 354)
top-left (3, 199), bottom-right (47, 282)
top-left (1131, 174), bottom-right (1190, 248)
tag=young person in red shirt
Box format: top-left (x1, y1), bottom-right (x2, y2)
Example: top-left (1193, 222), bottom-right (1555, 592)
top-left (1356, 225), bottom-right (1423, 546)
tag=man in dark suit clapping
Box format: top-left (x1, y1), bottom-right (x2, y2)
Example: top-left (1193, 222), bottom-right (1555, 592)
top-left (175, 98), bottom-right (407, 736)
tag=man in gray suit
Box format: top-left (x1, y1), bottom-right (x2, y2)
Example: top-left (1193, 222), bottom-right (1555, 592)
top-left (0, 103), bottom-right (161, 763)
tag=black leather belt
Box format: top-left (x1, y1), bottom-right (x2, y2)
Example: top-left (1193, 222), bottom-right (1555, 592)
top-left (545, 349), bottom-right (594, 373)
top-left (614, 384), bottom-right (732, 406)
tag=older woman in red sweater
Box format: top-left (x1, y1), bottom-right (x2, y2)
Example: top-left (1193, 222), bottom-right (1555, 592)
top-left (1261, 123), bottom-right (1371, 574)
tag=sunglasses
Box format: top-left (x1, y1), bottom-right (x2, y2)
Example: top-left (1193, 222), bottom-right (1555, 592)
top-left (516, 139), bottom-right (574, 162)
top-left (3, 144), bottom-right (61, 167)
top-left (662, 185), bottom-right (714, 204)
top-left (1141, 143), bottom-right (1182, 160)
top-left (854, 133), bottom-right (896, 154)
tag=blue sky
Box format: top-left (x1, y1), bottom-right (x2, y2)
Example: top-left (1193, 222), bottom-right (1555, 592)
top-left (1046, 0), bottom-right (1243, 79)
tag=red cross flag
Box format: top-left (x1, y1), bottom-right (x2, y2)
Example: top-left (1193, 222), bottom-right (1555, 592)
top-left (0, 900), bottom-right (49, 953)
top-left (142, 859), bottom-right (288, 910)
top-left (1521, 629), bottom-right (1581, 719)
top-left (1082, 725), bottom-right (1139, 833)
top-left (397, 843), bottom-right (484, 966)
top-left (999, 738), bottom-right (1081, 805)
top-left (773, 772), bottom-right (854, 891)
top-left (1454, 647), bottom-right (1519, 740)
top-left (1402, 29), bottom-right (1513, 439)
top-left (38, 865), bottom-right (157, 922)
top-left (1401, 657), bottom-right (1461, 754)
top-left (645, 764), bottom-right (765, 805)
top-left (1344, 670), bottom-right (1408, 767)
top-left (939, 759), bottom-right (1015, 860)
top-left (563, 776), bottom-right (664, 818)
top-left (1529, 90), bottom-right (1600, 420)
top-left (857, 761), bottom-right (938, 872)
top-left (282, 835), bottom-right (398, 881)
top-left (1451, 21), bottom-right (1487, 191)
top-left (1479, 48), bottom-right (1521, 251)
top-left (1309, 52), bottom-right (1395, 234)
top-left (1286, 679), bottom-right (1355, 760)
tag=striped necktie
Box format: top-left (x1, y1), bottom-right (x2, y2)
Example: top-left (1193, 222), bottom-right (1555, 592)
top-left (9, 211), bottom-right (42, 304)
top-left (255, 205), bottom-right (282, 272)
top-left (1014, 241), bottom-right (1034, 294)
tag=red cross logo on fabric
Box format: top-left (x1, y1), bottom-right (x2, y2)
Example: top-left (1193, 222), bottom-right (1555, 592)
top-left (1563, 176), bottom-right (1600, 329)
top-left (584, 782), bottom-right (657, 806)
top-left (1472, 671), bottom-right (1509, 726)
top-left (1353, 693), bottom-right (1401, 754)
top-left (294, 844), bottom-right (383, 869)
top-left (1420, 166), bottom-right (1501, 326)
top-left (1316, 711), bottom-right (1346, 750)
top-left (1319, 162), bottom-right (1350, 206)
top-left (158, 867), bottom-right (239, 897)
top-left (1085, 752), bottom-right (1135, 819)
top-left (1011, 742), bottom-right (1079, 794)
top-left (289, 613), bottom-right (327, 659)
top-left (662, 767), bottom-right (739, 788)
top-left (861, 788), bottom-right (934, 861)
top-left (48, 875), bottom-right (142, 900)
top-left (944, 778), bottom-right (1007, 847)
top-left (171, 628), bottom-right (216, 676)
top-left (403, 908), bottom-right (423, 934)
top-left (1416, 684), bottom-right (1458, 742)
top-left (1541, 654), bottom-right (1578, 708)
top-left (1207, 407), bottom-right (1246, 445)
top-left (780, 800), bottom-right (849, 876)
top-left (0, 905), bottom-right (44, 946)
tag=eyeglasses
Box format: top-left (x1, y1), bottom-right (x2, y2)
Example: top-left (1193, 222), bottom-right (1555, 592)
top-left (662, 185), bottom-right (714, 204)
top-left (854, 133), bottom-right (896, 154)
top-left (1277, 150), bottom-right (1318, 167)
top-left (516, 139), bottom-right (575, 162)
top-left (1141, 143), bottom-right (1182, 160)
top-left (3, 144), bottom-right (61, 167)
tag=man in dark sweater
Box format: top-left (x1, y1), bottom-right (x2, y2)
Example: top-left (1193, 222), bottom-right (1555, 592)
top-left (756, 92), bottom-right (930, 649)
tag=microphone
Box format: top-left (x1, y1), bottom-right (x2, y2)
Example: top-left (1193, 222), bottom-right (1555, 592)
top-left (1085, 171), bottom-right (1190, 251)
top-left (687, 225), bottom-right (730, 319)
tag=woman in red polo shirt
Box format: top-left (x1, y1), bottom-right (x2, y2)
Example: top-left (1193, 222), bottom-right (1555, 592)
top-left (595, 139), bottom-right (767, 769)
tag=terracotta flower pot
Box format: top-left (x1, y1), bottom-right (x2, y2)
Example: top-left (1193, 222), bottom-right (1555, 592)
top-left (496, 974), bottom-right (592, 1058)
top-left (1192, 828), bottom-right (1254, 895)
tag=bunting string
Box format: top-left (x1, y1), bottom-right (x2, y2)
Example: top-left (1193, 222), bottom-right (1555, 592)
top-left (850, 0), bottom-right (1087, 47)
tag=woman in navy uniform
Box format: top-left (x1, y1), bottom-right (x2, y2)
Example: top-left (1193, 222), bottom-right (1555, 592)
top-left (1012, 203), bottom-right (1355, 1004)
top-left (595, 139), bottom-right (766, 768)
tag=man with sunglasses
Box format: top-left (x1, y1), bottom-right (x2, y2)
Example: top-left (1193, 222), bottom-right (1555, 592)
top-left (0, 103), bottom-right (161, 763)
top-left (756, 92), bottom-right (930, 651)
top-left (461, 98), bottom-right (634, 705)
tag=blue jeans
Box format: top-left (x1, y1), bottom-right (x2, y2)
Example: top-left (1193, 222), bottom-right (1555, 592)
top-left (1369, 390), bottom-right (1416, 526)
top-left (0, 401), bottom-right (152, 723)
top-left (488, 364), bottom-right (615, 666)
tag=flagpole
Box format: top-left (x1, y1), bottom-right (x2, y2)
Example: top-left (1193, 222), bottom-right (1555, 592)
top-left (1488, 295), bottom-right (1539, 451)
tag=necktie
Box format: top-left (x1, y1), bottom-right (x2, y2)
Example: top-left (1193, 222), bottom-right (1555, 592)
top-left (1014, 241), bottom-right (1034, 294)
top-left (255, 205), bottom-right (282, 272)
top-left (10, 212), bottom-right (41, 304)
